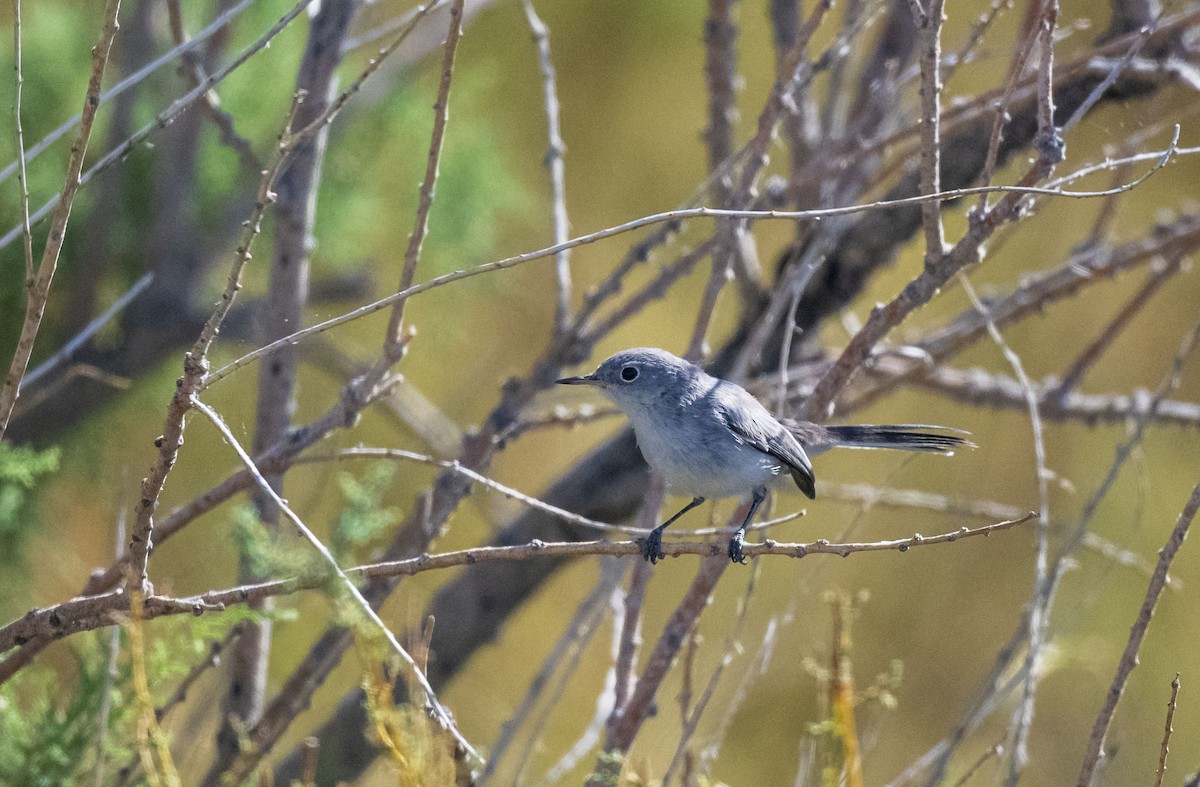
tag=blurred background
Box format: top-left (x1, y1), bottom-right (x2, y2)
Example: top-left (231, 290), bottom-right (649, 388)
top-left (1, 0), bottom-right (1199, 784)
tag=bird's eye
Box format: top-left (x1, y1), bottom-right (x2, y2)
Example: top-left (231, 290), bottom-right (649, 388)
top-left (620, 365), bottom-right (639, 382)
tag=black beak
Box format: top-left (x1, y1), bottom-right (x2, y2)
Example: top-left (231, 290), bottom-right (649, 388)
top-left (556, 374), bottom-right (601, 386)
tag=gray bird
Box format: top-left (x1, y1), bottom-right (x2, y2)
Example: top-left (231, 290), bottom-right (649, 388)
top-left (557, 348), bottom-right (972, 564)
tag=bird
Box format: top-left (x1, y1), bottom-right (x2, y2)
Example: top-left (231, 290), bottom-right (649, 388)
top-left (557, 347), bottom-right (972, 564)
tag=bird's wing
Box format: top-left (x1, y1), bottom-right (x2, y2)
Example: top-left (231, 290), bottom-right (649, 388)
top-left (716, 386), bottom-right (816, 499)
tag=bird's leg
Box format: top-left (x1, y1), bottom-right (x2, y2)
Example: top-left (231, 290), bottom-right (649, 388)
top-left (641, 496), bottom-right (705, 564)
top-left (727, 487), bottom-right (767, 564)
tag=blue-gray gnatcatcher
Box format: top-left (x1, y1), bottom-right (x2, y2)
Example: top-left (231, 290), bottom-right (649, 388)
top-left (557, 347), bottom-right (972, 564)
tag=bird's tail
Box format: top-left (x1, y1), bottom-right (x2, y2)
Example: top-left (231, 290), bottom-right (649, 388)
top-left (823, 424), bottom-right (974, 454)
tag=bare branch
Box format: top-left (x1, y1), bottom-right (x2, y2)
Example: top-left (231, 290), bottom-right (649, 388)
top-left (1077, 482), bottom-right (1200, 786)
top-left (1051, 256), bottom-right (1182, 398)
top-left (916, 0), bottom-right (947, 268)
top-left (958, 274), bottom-right (1050, 786)
top-left (0, 515), bottom-right (1033, 653)
top-left (523, 0), bottom-right (573, 335)
top-left (11, 0), bottom-right (32, 284)
top-left (165, 0), bottom-right (260, 171)
top-left (125, 95), bottom-right (302, 593)
top-left (0, 0), bottom-right (123, 440)
top-left (1153, 674), bottom-right (1180, 787)
top-left (23, 273), bottom-right (154, 387)
top-left (381, 0), bottom-right (465, 361)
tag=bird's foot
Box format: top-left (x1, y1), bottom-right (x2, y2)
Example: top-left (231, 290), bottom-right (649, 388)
top-left (727, 530), bottom-right (748, 564)
top-left (640, 528), bottom-right (665, 564)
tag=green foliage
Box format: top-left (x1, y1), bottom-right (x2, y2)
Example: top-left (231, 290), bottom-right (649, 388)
top-left (231, 504), bottom-right (325, 581)
top-left (0, 614), bottom-right (250, 786)
top-left (231, 461), bottom-right (396, 587)
top-left (0, 637), bottom-right (129, 785)
top-left (331, 461), bottom-right (398, 559)
top-left (0, 443), bottom-right (60, 569)
top-left (585, 750), bottom-right (626, 785)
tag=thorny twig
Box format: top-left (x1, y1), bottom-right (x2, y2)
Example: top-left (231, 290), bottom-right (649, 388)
top-left (0, 0), bottom-right (123, 441)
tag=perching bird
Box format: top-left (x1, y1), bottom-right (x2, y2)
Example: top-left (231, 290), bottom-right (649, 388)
top-left (557, 348), bottom-right (972, 564)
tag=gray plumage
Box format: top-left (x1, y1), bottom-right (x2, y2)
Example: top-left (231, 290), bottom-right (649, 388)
top-left (557, 348), bottom-right (971, 564)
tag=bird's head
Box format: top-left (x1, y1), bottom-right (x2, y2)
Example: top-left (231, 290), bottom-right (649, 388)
top-left (556, 347), bottom-right (700, 410)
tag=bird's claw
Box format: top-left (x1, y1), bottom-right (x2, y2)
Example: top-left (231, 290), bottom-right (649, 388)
top-left (727, 531), bottom-right (748, 564)
top-left (640, 530), bottom-right (665, 564)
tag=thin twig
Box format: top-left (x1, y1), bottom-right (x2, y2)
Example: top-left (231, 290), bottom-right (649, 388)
top-left (944, 0), bottom-right (1012, 86)
top-left (523, 0), bottom-right (572, 335)
top-left (1050, 257), bottom-right (1181, 398)
top-left (688, 0), bottom-right (741, 360)
top-left (949, 739), bottom-right (1005, 787)
top-left (24, 273), bottom-right (154, 387)
top-left (1031, 0), bottom-right (1063, 165)
top-left (584, 238), bottom-right (717, 346)
top-left (538, 579), bottom-right (627, 786)
top-left (1153, 674), bottom-right (1181, 787)
top-left (662, 556), bottom-right (770, 784)
top-left (916, 0), bottom-right (947, 268)
top-left (609, 476), bottom-right (663, 733)
top-left (297, 446), bottom-right (804, 537)
top-left (165, 0), bottom-right (259, 171)
top-left (484, 559), bottom-right (624, 781)
top-left (0, 0), bottom-right (123, 441)
top-left (204, 142), bottom-right (1186, 388)
top-left (1061, 17), bottom-right (1155, 135)
top-left (381, 0), bottom-right (465, 361)
top-left (1077, 482), bottom-right (1200, 787)
top-left (973, 8), bottom-right (1041, 216)
top-left (510, 560), bottom-right (623, 785)
top-left (593, 554), bottom-right (731, 785)
top-left (959, 276), bottom-right (1050, 786)
top-left (12, 0), bottom-right (32, 284)
top-left (290, 1), bottom-right (445, 143)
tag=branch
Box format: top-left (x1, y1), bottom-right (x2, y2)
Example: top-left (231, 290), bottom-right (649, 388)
top-left (125, 95), bottom-right (304, 593)
top-left (1153, 674), bottom-right (1180, 787)
top-left (0, 0), bottom-right (123, 440)
top-left (901, 364), bottom-right (1200, 429)
top-left (523, 0), bottom-right (573, 335)
top-left (0, 514), bottom-right (1033, 653)
top-left (381, 0), bottom-right (465, 361)
top-left (1077, 481), bottom-right (1200, 787)
top-left (11, 0), bottom-right (32, 284)
top-left (916, 0), bottom-right (947, 268)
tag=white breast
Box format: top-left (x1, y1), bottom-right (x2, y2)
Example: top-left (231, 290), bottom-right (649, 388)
top-left (626, 407), bottom-right (782, 499)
